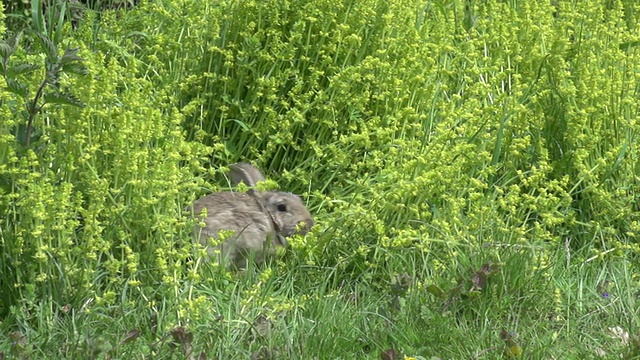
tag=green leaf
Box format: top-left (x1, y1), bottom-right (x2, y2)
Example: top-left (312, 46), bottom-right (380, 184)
top-left (36, 32), bottom-right (59, 61)
top-left (0, 42), bottom-right (12, 60)
top-left (43, 91), bottom-right (84, 107)
top-left (425, 284), bottom-right (446, 298)
top-left (7, 63), bottom-right (40, 76)
top-left (7, 31), bottom-right (23, 52)
top-left (11, 123), bottom-right (42, 147)
top-left (462, 0), bottom-right (476, 33)
top-left (0, 32), bottom-right (23, 60)
top-left (231, 118), bottom-right (251, 131)
top-left (61, 62), bottom-right (89, 76)
top-left (125, 31), bottom-right (150, 40)
top-left (5, 78), bottom-right (29, 97)
top-left (31, 0), bottom-right (46, 35)
top-left (60, 48), bottom-right (84, 65)
top-left (619, 40), bottom-right (640, 50)
top-left (53, 1), bottom-right (68, 44)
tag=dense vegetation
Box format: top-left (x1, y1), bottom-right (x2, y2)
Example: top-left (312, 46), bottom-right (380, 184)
top-left (1, 0), bottom-right (640, 358)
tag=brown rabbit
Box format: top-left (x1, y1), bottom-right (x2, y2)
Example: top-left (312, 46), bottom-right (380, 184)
top-left (191, 163), bottom-right (314, 268)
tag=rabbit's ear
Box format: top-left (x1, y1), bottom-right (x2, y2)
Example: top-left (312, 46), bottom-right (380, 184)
top-left (228, 162), bottom-right (266, 187)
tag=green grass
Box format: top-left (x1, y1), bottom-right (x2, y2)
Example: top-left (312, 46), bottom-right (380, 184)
top-left (2, 243), bottom-right (639, 358)
top-left (2, 0), bottom-right (640, 358)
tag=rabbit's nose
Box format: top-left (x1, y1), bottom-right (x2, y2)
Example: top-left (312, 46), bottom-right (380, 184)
top-left (298, 218), bottom-right (314, 233)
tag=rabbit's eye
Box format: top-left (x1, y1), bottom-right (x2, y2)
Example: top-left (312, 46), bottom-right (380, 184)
top-left (277, 203), bottom-right (288, 212)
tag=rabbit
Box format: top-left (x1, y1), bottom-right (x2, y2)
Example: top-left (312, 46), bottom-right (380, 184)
top-left (191, 162), bottom-right (314, 268)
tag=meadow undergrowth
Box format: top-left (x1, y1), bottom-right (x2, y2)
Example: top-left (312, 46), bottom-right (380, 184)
top-left (1, 0), bottom-right (640, 358)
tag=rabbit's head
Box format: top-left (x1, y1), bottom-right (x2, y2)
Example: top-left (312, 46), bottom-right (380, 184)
top-left (229, 163), bottom-right (314, 243)
top-left (252, 190), bottom-right (314, 246)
